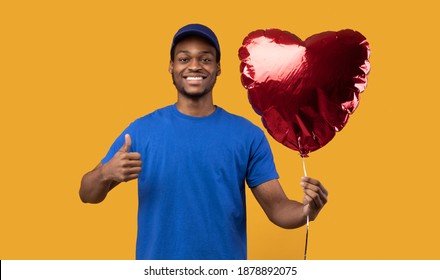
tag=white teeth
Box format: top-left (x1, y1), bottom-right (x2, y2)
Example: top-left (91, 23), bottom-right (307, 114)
top-left (186, 77), bottom-right (203, 80)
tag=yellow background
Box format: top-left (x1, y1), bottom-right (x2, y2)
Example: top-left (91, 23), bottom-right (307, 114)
top-left (1, 0), bottom-right (439, 259)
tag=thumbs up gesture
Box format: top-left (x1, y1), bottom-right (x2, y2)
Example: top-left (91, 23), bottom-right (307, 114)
top-left (120, 133), bottom-right (133, 153)
top-left (102, 134), bottom-right (142, 183)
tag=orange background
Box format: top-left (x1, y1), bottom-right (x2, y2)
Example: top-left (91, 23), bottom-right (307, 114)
top-left (1, 0), bottom-right (439, 259)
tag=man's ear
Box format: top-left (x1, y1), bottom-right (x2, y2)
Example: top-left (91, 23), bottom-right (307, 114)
top-left (168, 61), bottom-right (174, 74)
top-left (216, 63), bottom-right (221, 76)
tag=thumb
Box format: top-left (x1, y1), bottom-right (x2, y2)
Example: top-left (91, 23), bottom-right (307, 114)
top-left (120, 134), bottom-right (131, 152)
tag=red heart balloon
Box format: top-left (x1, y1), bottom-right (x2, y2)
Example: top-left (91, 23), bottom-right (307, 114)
top-left (239, 29), bottom-right (371, 157)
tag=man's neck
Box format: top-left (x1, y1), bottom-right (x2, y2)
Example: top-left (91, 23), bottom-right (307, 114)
top-left (175, 94), bottom-right (216, 117)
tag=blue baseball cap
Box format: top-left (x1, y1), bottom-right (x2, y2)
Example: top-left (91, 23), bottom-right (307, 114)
top-left (170, 23), bottom-right (221, 62)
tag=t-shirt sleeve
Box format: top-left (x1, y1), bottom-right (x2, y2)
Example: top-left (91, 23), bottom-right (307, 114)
top-left (245, 130), bottom-right (279, 188)
top-left (101, 122), bottom-right (137, 164)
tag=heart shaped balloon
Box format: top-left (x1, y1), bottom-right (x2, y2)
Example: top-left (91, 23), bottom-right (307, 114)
top-left (239, 29), bottom-right (371, 157)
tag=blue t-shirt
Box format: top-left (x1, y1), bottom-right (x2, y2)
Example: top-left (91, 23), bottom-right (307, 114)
top-left (102, 105), bottom-right (279, 259)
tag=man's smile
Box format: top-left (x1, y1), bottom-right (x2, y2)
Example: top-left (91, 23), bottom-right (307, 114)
top-left (185, 76), bottom-right (204, 80)
top-left (183, 75), bottom-right (207, 85)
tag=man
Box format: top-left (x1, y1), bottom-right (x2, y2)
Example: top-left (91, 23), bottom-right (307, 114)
top-left (79, 23), bottom-right (328, 260)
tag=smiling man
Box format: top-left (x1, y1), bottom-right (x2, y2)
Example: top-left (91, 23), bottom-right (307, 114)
top-left (79, 23), bottom-right (328, 260)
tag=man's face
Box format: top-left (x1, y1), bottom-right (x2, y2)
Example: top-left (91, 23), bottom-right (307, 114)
top-left (169, 36), bottom-right (220, 100)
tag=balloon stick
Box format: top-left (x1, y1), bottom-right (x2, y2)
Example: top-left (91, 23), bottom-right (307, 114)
top-left (302, 156), bottom-right (308, 177)
top-left (302, 156), bottom-right (309, 260)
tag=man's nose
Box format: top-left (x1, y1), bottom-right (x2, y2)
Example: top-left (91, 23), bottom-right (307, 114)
top-left (188, 59), bottom-right (202, 70)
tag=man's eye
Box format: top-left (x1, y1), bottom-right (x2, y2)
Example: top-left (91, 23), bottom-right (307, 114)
top-left (179, 58), bottom-right (189, 63)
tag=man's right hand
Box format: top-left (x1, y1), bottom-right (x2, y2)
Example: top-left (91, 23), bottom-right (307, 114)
top-left (101, 134), bottom-right (142, 183)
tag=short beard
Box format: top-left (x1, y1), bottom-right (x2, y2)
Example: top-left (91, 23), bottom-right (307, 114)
top-left (172, 73), bottom-right (216, 101)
